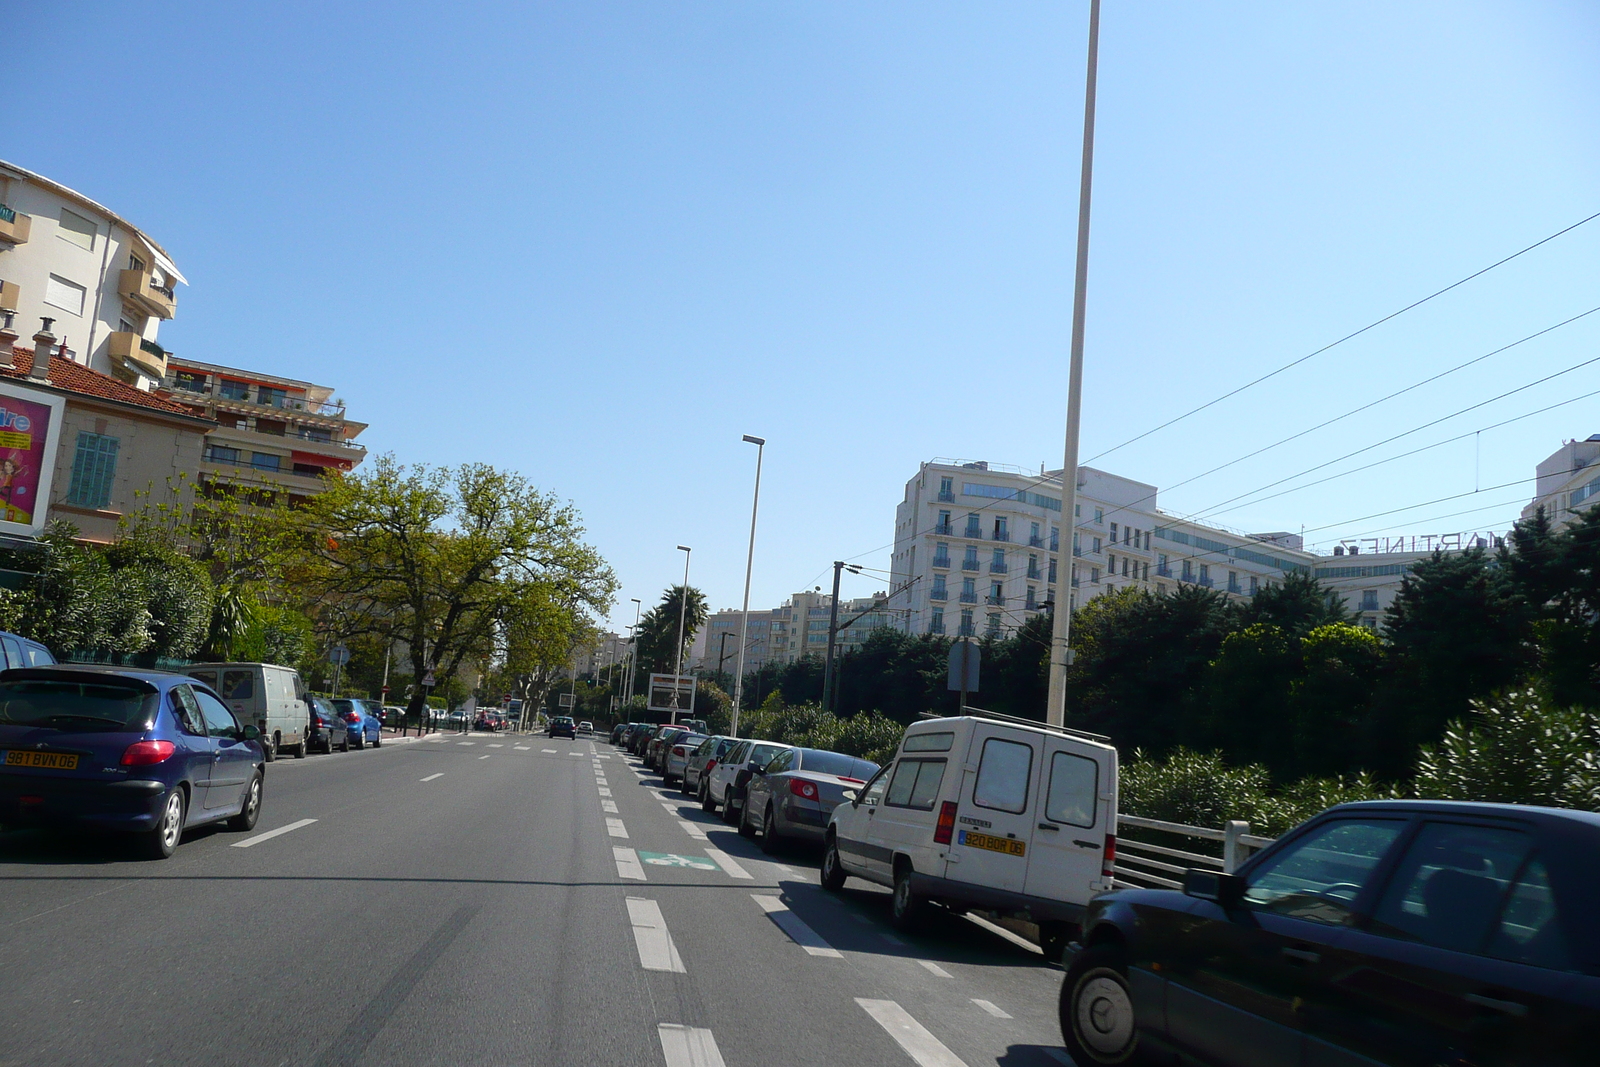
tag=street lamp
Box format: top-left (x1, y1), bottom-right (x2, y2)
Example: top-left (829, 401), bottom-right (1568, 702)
top-left (672, 545), bottom-right (691, 718)
top-left (625, 597), bottom-right (642, 706)
top-left (730, 434), bottom-right (765, 738)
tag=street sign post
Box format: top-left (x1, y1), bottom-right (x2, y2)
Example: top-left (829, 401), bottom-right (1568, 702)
top-left (947, 638), bottom-right (980, 712)
top-left (646, 673), bottom-right (696, 722)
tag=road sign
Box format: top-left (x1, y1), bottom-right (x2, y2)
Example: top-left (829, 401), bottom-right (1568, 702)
top-left (329, 644), bottom-right (351, 667)
top-left (646, 673), bottom-right (695, 714)
top-left (947, 639), bottom-right (980, 694)
top-left (637, 852), bottom-right (717, 871)
top-left (421, 672), bottom-right (437, 687)
top-left (380, 685), bottom-right (390, 694)
top-left (558, 693), bottom-right (575, 707)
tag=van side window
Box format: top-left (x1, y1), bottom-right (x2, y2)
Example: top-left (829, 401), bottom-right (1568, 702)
top-left (1044, 751), bottom-right (1098, 827)
top-left (221, 670), bottom-right (255, 700)
top-left (885, 759), bottom-right (947, 811)
top-left (188, 670), bottom-right (218, 690)
top-left (973, 737), bottom-right (1033, 814)
top-left (904, 731), bottom-right (954, 753)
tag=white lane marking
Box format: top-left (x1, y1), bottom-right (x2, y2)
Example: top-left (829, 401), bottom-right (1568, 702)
top-left (420, 773), bottom-right (443, 782)
top-left (657, 1024), bottom-right (726, 1067)
top-left (614, 847), bottom-right (646, 881)
top-left (607, 818), bottom-right (629, 838)
top-left (597, 778), bottom-right (609, 786)
top-left (856, 1000), bottom-right (970, 1067)
top-left (626, 897), bottom-right (685, 972)
top-left (542, 748), bottom-right (557, 753)
top-left (457, 741), bottom-right (475, 746)
top-left (661, 803), bottom-right (678, 814)
top-left (971, 999), bottom-right (1011, 1019)
top-left (918, 960), bottom-right (953, 978)
top-left (568, 751), bottom-right (583, 756)
top-left (597, 754), bottom-right (611, 759)
top-left (232, 818), bottom-right (317, 849)
top-left (703, 846), bottom-right (752, 880)
top-left (478, 754), bottom-right (492, 760)
top-left (963, 913), bottom-right (1044, 956)
top-left (602, 800), bottom-right (619, 813)
top-left (598, 787), bottom-right (613, 797)
top-left (488, 744), bottom-right (504, 748)
top-left (777, 864), bottom-right (796, 874)
top-left (514, 745), bottom-right (530, 750)
top-left (751, 895), bottom-right (843, 958)
top-left (678, 820), bottom-right (708, 841)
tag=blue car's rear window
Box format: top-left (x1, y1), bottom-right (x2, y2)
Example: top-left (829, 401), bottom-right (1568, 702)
top-left (0, 679), bottom-right (159, 731)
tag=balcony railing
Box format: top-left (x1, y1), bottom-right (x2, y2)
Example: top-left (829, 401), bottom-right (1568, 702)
top-left (1157, 565), bottom-right (1172, 577)
top-left (989, 562), bottom-right (1008, 574)
top-left (931, 554), bottom-right (951, 569)
top-left (930, 620), bottom-right (946, 635)
top-left (1228, 582), bottom-right (1241, 594)
top-left (929, 588), bottom-right (949, 602)
top-left (1025, 596), bottom-right (1037, 610)
top-left (960, 559), bottom-right (980, 572)
top-left (963, 525), bottom-right (982, 539)
top-left (1200, 577), bottom-right (1214, 588)
top-left (1050, 538), bottom-right (1060, 552)
top-left (991, 530), bottom-right (1010, 542)
top-left (933, 523), bottom-right (953, 536)
top-left (957, 621), bottom-right (975, 637)
top-left (1026, 567), bottom-right (1041, 580)
top-left (1073, 546), bottom-right (1083, 557)
top-left (119, 267), bottom-right (176, 319)
top-left (937, 490), bottom-right (955, 503)
top-left (985, 595), bottom-right (1005, 606)
top-left (1028, 535), bottom-right (1045, 548)
top-left (163, 377), bottom-right (347, 419)
top-left (958, 592), bottom-right (978, 604)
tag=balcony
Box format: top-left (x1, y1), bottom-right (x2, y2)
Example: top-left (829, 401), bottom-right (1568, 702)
top-left (929, 588), bottom-right (948, 602)
top-left (1050, 538), bottom-right (1060, 552)
top-left (959, 591), bottom-right (978, 604)
top-left (931, 554), bottom-right (951, 569)
top-left (1071, 577), bottom-right (1080, 587)
top-left (1028, 535), bottom-right (1045, 548)
top-left (937, 489), bottom-right (955, 503)
top-left (990, 530), bottom-right (1011, 542)
top-left (119, 268), bottom-right (177, 319)
top-left (1157, 565), bottom-right (1172, 578)
top-left (163, 376), bottom-right (347, 420)
top-left (960, 558), bottom-right (980, 572)
top-left (963, 525), bottom-right (982, 539)
top-left (1026, 567), bottom-right (1041, 580)
top-left (985, 595), bottom-right (1005, 607)
top-left (1200, 577), bottom-right (1214, 588)
top-left (0, 205), bottom-right (30, 246)
top-left (1228, 581), bottom-right (1241, 595)
top-left (1073, 546), bottom-right (1083, 557)
top-left (957, 621), bottom-right (975, 637)
top-left (1025, 595), bottom-right (1037, 610)
top-left (933, 523), bottom-right (953, 536)
top-left (929, 619), bottom-right (946, 635)
top-left (107, 332), bottom-right (168, 379)
top-left (989, 561), bottom-right (1008, 574)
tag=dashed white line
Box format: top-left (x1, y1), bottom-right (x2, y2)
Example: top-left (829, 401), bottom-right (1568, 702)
top-left (232, 818), bottom-right (317, 849)
top-left (678, 820), bottom-right (708, 841)
top-left (856, 1000), bottom-right (969, 1067)
top-left (703, 846), bottom-right (752, 879)
top-left (971, 999), bottom-right (1011, 1019)
top-left (626, 897), bottom-right (685, 972)
top-left (602, 799), bottom-right (619, 813)
top-left (751, 895), bottom-right (843, 958)
top-left (420, 773), bottom-right (443, 782)
top-left (657, 1024), bottom-right (726, 1067)
top-left (542, 748), bottom-right (557, 753)
top-left (606, 818), bottom-right (629, 838)
top-left (457, 741), bottom-right (475, 746)
top-left (514, 745), bottom-right (530, 750)
top-left (488, 743), bottom-right (504, 748)
top-left (614, 846), bottom-right (646, 881)
top-left (598, 787), bottom-right (612, 797)
top-left (918, 960), bottom-right (953, 978)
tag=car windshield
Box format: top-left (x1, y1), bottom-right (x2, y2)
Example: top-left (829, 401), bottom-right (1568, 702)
top-left (333, 700), bottom-right (360, 716)
top-left (0, 678), bottom-right (159, 731)
top-left (797, 750), bottom-right (878, 779)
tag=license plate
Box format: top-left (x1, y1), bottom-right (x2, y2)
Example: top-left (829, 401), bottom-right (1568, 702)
top-left (959, 830), bottom-right (1025, 856)
top-left (3, 750), bottom-right (79, 770)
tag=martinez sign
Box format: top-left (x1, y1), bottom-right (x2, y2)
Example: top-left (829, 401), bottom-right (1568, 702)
top-left (1337, 531), bottom-right (1505, 556)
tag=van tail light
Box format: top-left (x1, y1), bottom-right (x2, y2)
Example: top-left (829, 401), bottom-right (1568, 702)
top-left (121, 740), bottom-right (177, 766)
top-left (933, 800), bottom-right (958, 845)
top-left (789, 779), bottom-right (819, 800)
top-left (1102, 835), bottom-right (1117, 881)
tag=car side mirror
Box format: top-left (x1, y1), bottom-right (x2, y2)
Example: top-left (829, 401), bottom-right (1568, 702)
top-left (239, 724), bottom-right (261, 742)
top-left (1183, 868), bottom-right (1245, 909)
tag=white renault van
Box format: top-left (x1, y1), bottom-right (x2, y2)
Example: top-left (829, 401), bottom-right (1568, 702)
top-left (822, 709), bottom-right (1117, 958)
top-left (185, 663), bottom-right (309, 762)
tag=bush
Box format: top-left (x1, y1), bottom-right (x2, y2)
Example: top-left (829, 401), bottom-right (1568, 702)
top-left (1414, 688), bottom-right (1600, 809)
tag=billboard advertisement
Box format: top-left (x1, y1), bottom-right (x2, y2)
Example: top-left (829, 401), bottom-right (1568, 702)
top-left (0, 381), bottom-right (64, 538)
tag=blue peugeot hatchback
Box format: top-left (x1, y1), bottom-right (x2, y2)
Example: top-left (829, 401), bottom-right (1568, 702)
top-left (0, 666), bottom-right (266, 859)
top-left (332, 698), bottom-right (383, 749)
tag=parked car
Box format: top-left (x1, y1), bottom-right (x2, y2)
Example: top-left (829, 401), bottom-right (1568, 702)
top-left (630, 724), bottom-right (659, 757)
top-left (445, 709), bottom-right (469, 729)
top-left (823, 711), bottom-right (1118, 947)
top-left (661, 733), bottom-right (709, 787)
top-left (306, 695), bottom-right (350, 754)
top-left (1057, 799), bottom-right (1600, 1067)
top-left (0, 665), bottom-right (265, 858)
top-left (741, 747), bottom-right (878, 853)
top-left (648, 726), bottom-right (690, 773)
top-left (382, 705), bottom-right (405, 727)
top-left (332, 698), bottom-right (383, 748)
top-left (184, 662), bottom-right (308, 762)
top-left (472, 712), bottom-right (500, 732)
top-left (610, 723), bottom-right (630, 744)
top-left (706, 740), bottom-right (797, 824)
top-left (0, 629), bottom-right (55, 670)
top-left (685, 735), bottom-right (742, 800)
top-left (578, 721), bottom-right (594, 736)
top-left (547, 716), bottom-right (576, 739)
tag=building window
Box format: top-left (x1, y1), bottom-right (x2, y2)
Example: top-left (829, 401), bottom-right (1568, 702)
top-left (57, 209), bottom-right (98, 251)
top-left (1051, 526), bottom-right (1060, 552)
top-left (931, 609), bottom-right (945, 635)
top-left (958, 610), bottom-right (974, 636)
top-left (1144, 530), bottom-right (1151, 549)
top-left (961, 577), bottom-right (976, 602)
top-left (258, 386), bottom-right (288, 409)
top-left (66, 432), bottom-right (120, 509)
top-left (1027, 554), bottom-right (1040, 579)
top-left (1048, 558), bottom-right (1057, 584)
top-left (1107, 553), bottom-right (1116, 573)
top-left (1250, 575), bottom-right (1259, 595)
top-left (250, 453), bottom-right (282, 472)
top-left (205, 445), bottom-right (241, 465)
top-left (1092, 537), bottom-right (1102, 554)
top-left (1094, 508), bottom-right (1104, 524)
top-left (938, 476), bottom-right (954, 502)
top-left (993, 516), bottom-right (1008, 541)
top-left (173, 371), bottom-right (207, 394)
top-left (964, 513), bottom-right (981, 538)
top-left (985, 613), bottom-right (1002, 636)
top-left (1199, 564), bottom-right (1210, 586)
top-left (1182, 560), bottom-right (1193, 580)
top-left (1110, 522), bottom-right (1118, 541)
top-left (931, 576), bottom-right (947, 600)
top-left (1361, 590), bottom-right (1379, 612)
top-left (1142, 562), bottom-right (1150, 580)
top-left (1091, 567), bottom-right (1100, 583)
top-left (1123, 557), bottom-right (1130, 577)
top-left (933, 542), bottom-right (951, 567)
top-left (1030, 521), bottom-right (1042, 546)
top-left (991, 548), bottom-right (1006, 572)
top-left (218, 379), bottom-right (250, 401)
top-left (963, 545), bottom-right (979, 570)
top-left (45, 274), bottom-right (87, 317)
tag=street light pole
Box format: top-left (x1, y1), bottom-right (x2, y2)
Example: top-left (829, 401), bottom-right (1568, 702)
top-left (730, 434), bottom-right (764, 738)
top-left (672, 545), bottom-right (691, 721)
top-left (626, 598), bottom-right (642, 706)
top-left (1046, 0), bottom-right (1102, 729)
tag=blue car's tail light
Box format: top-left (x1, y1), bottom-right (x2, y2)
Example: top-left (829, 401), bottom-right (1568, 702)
top-left (121, 740), bottom-right (176, 766)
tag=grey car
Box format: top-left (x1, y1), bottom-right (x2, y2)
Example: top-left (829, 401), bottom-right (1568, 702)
top-left (661, 733), bottom-right (708, 787)
top-left (684, 735), bottom-right (742, 801)
top-left (740, 747), bottom-right (880, 854)
top-left (707, 739), bottom-right (796, 824)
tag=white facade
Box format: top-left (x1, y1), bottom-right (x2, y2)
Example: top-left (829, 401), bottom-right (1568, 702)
top-left (1521, 435), bottom-right (1600, 531)
top-left (696, 591), bottom-right (897, 675)
top-left (0, 160), bottom-right (185, 389)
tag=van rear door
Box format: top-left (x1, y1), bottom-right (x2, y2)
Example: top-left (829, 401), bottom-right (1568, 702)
top-left (949, 725), bottom-right (1037, 894)
top-left (1021, 736), bottom-right (1112, 904)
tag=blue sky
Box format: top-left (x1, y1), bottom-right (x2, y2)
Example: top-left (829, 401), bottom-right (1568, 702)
top-left (10, 1), bottom-right (1599, 633)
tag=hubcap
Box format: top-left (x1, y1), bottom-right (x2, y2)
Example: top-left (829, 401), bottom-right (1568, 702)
top-left (246, 780), bottom-right (261, 819)
top-left (895, 879), bottom-right (909, 912)
top-left (1075, 971), bottom-right (1135, 1059)
top-left (161, 794), bottom-right (182, 848)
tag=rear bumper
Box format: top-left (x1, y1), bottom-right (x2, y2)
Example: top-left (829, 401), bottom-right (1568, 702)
top-left (0, 773), bottom-right (171, 832)
top-left (908, 870), bottom-right (1087, 926)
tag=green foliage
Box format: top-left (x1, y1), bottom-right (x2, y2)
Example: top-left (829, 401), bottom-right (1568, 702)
top-left (734, 695), bottom-right (904, 767)
top-left (234, 603), bottom-right (313, 669)
top-left (1415, 688), bottom-right (1600, 809)
top-left (1241, 571), bottom-right (1354, 636)
top-left (632, 585), bottom-right (709, 681)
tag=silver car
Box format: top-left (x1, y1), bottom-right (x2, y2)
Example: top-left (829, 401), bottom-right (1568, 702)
top-left (740, 747), bottom-right (880, 854)
top-left (683, 735), bottom-right (742, 801)
top-left (661, 733), bottom-right (708, 787)
top-left (706, 740), bottom-right (796, 824)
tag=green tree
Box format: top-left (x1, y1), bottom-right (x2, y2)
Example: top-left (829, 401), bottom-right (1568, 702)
top-left (1242, 571), bottom-right (1353, 637)
top-left (631, 585), bottom-right (708, 683)
top-left (1199, 623), bottom-right (1298, 771)
top-left (1414, 688), bottom-right (1600, 808)
top-left (1289, 622), bottom-right (1384, 778)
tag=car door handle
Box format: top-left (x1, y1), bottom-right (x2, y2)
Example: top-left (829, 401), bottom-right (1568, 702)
top-left (1280, 947), bottom-right (1321, 964)
top-left (1465, 993), bottom-right (1529, 1018)
top-left (1037, 822), bottom-right (1059, 831)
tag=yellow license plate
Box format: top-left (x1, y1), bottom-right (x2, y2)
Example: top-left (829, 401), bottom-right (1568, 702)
top-left (959, 830), bottom-right (1025, 856)
top-left (3, 750), bottom-right (79, 770)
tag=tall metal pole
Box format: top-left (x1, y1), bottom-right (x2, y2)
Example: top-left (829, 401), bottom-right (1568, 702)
top-left (822, 561), bottom-right (844, 711)
top-left (626, 598), bottom-right (642, 706)
top-left (672, 546), bottom-right (691, 719)
top-left (1047, 0), bottom-right (1102, 728)
top-left (730, 434), bottom-right (764, 738)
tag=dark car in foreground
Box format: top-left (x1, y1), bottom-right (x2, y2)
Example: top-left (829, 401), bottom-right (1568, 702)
top-left (0, 666), bottom-right (265, 858)
top-left (739, 747), bottom-right (878, 853)
top-left (1059, 799), bottom-right (1600, 1067)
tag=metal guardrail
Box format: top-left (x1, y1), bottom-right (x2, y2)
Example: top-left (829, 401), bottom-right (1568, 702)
top-left (1112, 814), bottom-right (1276, 890)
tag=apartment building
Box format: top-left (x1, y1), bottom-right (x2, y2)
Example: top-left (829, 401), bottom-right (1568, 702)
top-left (1521, 435), bottom-right (1600, 531)
top-left (697, 591), bottom-right (896, 675)
top-left (0, 160), bottom-right (183, 389)
top-left (159, 356), bottom-right (367, 504)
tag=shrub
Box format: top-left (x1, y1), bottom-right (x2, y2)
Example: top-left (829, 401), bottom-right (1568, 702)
top-left (1414, 688), bottom-right (1600, 809)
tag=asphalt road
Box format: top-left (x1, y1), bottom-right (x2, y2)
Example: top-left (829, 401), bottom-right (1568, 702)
top-left (0, 732), bottom-right (1075, 1067)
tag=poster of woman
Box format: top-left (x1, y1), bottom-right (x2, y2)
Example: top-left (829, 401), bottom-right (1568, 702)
top-left (0, 381), bottom-right (65, 538)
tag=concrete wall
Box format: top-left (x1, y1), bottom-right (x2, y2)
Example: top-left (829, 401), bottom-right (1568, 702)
top-left (46, 399), bottom-right (207, 543)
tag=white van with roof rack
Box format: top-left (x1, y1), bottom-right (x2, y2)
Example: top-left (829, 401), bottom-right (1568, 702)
top-left (821, 708), bottom-right (1117, 960)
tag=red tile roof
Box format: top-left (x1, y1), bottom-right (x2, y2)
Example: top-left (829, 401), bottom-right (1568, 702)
top-left (6, 346), bottom-right (213, 421)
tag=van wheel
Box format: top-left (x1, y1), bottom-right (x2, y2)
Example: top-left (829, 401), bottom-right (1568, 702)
top-left (263, 734), bottom-right (277, 762)
top-left (891, 865), bottom-right (927, 932)
top-left (293, 736), bottom-right (307, 759)
top-left (1060, 946), bottom-right (1143, 1065)
top-left (142, 788), bottom-right (186, 860)
top-left (820, 835), bottom-right (847, 892)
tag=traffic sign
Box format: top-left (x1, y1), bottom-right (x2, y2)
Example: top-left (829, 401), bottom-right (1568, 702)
top-left (421, 672), bottom-right (437, 687)
top-left (329, 644), bottom-right (351, 667)
top-left (380, 685), bottom-right (390, 694)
